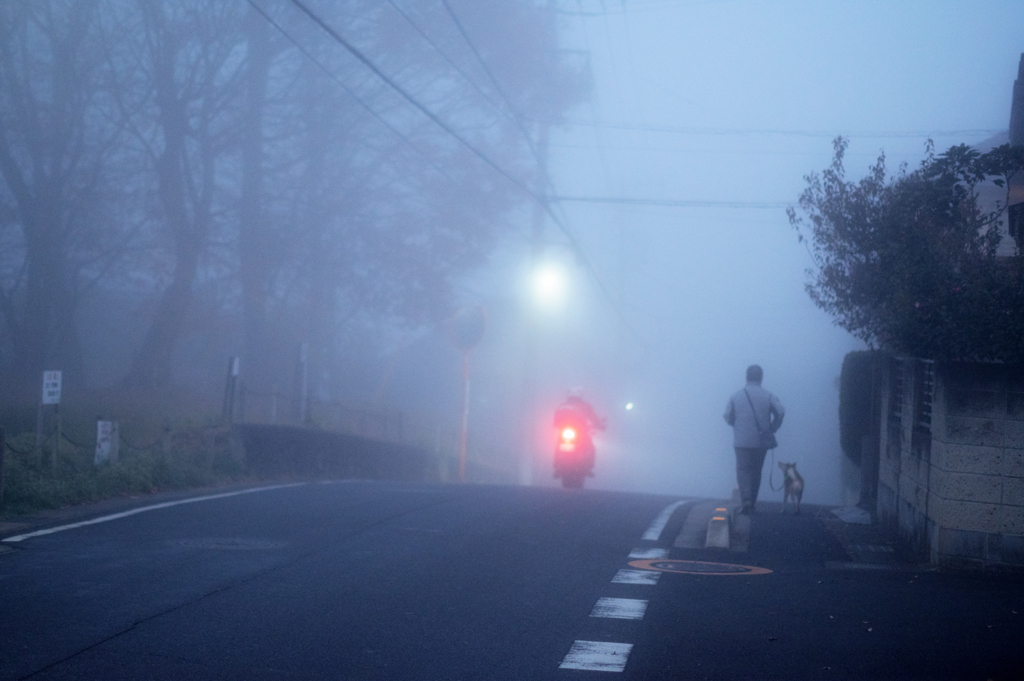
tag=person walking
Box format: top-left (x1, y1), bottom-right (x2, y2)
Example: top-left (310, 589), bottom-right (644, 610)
top-left (724, 364), bottom-right (785, 514)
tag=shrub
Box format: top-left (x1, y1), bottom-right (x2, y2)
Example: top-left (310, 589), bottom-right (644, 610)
top-left (789, 139), bottom-right (1024, 362)
top-left (0, 424), bottom-right (243, 516)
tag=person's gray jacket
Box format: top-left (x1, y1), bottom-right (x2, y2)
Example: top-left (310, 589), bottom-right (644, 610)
top-left (724, 382), bottom-right (785, 448)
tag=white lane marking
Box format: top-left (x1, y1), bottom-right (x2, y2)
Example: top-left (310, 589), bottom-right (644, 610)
top-left (612, 568), bottom-right (660, 585)
top-left (628, 547), bottom-right (667, 559)
top-left (590, 597), bottom-right (648, 620)
top-left (1, 483), bottom-right (306, 543)
top-left (641, 499), bottom-right (689, 541)
top-left (559, 640), bottom-right (633, 672)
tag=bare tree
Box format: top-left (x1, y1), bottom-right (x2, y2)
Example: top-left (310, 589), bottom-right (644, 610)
top-left (0, 0), bottom-right (124, 400)
top-left (0, 0), bottom-right (590, 413)
top-left (118, 1), bottom-right (246, 391)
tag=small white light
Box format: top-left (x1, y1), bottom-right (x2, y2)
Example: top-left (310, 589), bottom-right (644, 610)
top-left (625, 402), bottom-right (634, 411)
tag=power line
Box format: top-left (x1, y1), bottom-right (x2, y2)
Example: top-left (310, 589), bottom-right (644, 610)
top-left (438, 0), bottom-right (626, 334)
top-left (546, 0), bottom-right (811, 18)
top-left (439, 0), bottom-right (537, 157)
top-left (559, 120), bottom-right (1004, 140)
top-left (290, 0), bottom-right (525, 189)
top-left (556, 196), bottom-right (789, 209)
top-left (245, 0), bottom-right (458, 184)
top-left (383, 0), bottom-right (515, 132)
top-left (289, 0), bottom-right (642, 342)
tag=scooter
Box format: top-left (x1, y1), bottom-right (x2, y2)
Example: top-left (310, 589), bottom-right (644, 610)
top-left (553, 418), bottom-right (595, 489)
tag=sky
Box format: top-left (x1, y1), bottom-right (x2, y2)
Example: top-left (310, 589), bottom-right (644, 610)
top-left (457, 0), bottom-right (1024, 504)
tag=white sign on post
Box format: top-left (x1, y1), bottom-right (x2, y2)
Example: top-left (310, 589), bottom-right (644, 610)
top-left (95, 420), bottom-right (113, 465)
top-left (42, 371), bottom-right (62, 405)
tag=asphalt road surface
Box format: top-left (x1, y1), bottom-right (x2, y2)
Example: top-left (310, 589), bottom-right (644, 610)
top-left (1, 480), bottom-right (1021, 680)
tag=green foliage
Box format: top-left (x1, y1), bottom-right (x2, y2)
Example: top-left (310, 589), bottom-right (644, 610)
top-left (839, 350), bottom-right (879, 464)
top-left (0, 425), bottom-right (243, 517)
top-left (789, 138), bottom-right (1024, 362)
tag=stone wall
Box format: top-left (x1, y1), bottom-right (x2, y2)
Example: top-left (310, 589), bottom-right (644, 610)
top-left (877, 358), bottom-right (1024, 567)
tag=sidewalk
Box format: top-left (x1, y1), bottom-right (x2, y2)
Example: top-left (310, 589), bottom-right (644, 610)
top-left (667, 492), bottom-right (937, 574)
top-left (639, 497), bottom-right (1024, 680)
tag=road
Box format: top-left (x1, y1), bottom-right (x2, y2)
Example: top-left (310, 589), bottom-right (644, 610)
top-left (1, 480), bottom-right (1021, 680)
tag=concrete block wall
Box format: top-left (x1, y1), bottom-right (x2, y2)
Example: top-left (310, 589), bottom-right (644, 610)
top-left (878, 358), bottom-right (1024, 567)
top-left (931, 363), bottom-right (1024, 566)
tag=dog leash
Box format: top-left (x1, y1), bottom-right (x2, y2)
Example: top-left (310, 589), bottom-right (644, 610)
top-left (767, 449), bottom-right (782, 492)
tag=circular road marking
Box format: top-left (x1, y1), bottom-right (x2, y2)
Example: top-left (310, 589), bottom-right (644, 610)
top-left (629, 559), bottom-right (773, 575)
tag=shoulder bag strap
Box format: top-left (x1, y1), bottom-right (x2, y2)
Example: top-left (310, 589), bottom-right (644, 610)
top-left (743, 388), bottom-right (765, 434)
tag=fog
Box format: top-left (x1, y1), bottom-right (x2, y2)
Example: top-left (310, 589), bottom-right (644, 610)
top-left (451, 1), bottom-right (1024, 503)
top-left (1, 1), bottom-right (1022, 505)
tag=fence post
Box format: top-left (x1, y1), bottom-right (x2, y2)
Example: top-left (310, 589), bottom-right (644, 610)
top-left (52, 403), bottom-right (60, 471)
top-left (35, 402), bottom-right (44, 466)
top-left (298, 342), bottom-right (309, 424)
top-left (237, 380), bottom-right (247, 423)
top-left (270, 384), bottom-right (278, 424)
top-left (160, 424), bottom-right (171, 464)
top-left (0, 426), bottom-right (6, 507)
top-left (223, 356), bottom-right (240, 424)
top-left (95, 418), bottom-right (110, 465)
top-left (110, 421), bottom-right (120, 464)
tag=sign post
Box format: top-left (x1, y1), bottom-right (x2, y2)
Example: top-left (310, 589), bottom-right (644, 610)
top-left (222, 357), bottom-right (240, 424)
top-left (42, 371), bottom-right (62, 405)
top-left (41, 371), bottom-right (62, 469)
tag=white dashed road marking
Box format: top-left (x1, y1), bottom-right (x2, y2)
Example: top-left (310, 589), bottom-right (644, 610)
top-left (641, 499), bottom-right (689, 540)
top-left (611, 568), bottom-right (660, 585)
top-left (590, 597), bottom-right (649, 620)
top-left (1, 483), bottom-right (307, 543)
top-left (555, 503), bottom-right (685, 672)
top-left (559, 641), bottom-right (634, 672)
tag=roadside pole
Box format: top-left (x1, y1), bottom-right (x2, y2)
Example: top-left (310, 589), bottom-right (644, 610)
top-left (298, 343), bottom-right (309, 425)
top-left (41, 371), bottom-right (62, 470)
top-left (521, 117), bottom-right (550, 486)
top-left (0, 426), bottom-right (6, 507)
top-left (34, 402), bottom-right (43, 466)
top-left (52, 403), bottom-right (60, 470)
top-left (223, 357), bottom-right (240, 425)
top-left (449, 307), bottom-right (486, 483)
top-left (457, 351), bottom-right (471, 483)
top-left (270, 384), bottom-right (278, 424)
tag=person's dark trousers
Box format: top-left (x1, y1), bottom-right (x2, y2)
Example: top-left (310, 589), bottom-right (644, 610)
top-left (734, 447), bottom-right (768, 511)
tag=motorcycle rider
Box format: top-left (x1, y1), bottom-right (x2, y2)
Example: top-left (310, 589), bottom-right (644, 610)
top-left (553, 388), bottom-right (606, 483)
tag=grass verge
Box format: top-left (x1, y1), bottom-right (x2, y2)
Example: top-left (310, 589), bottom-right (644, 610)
top-left (0, 424), bottom-right (248, 518)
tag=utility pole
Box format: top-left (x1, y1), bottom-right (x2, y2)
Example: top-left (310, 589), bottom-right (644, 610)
top-left (450, 307), bottom-right (486, 483)
top-left (519, 117), bottom-right (550, 486)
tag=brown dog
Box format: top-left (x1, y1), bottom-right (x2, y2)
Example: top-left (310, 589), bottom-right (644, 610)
top-left (778, 462), bottom-right (804, 514)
